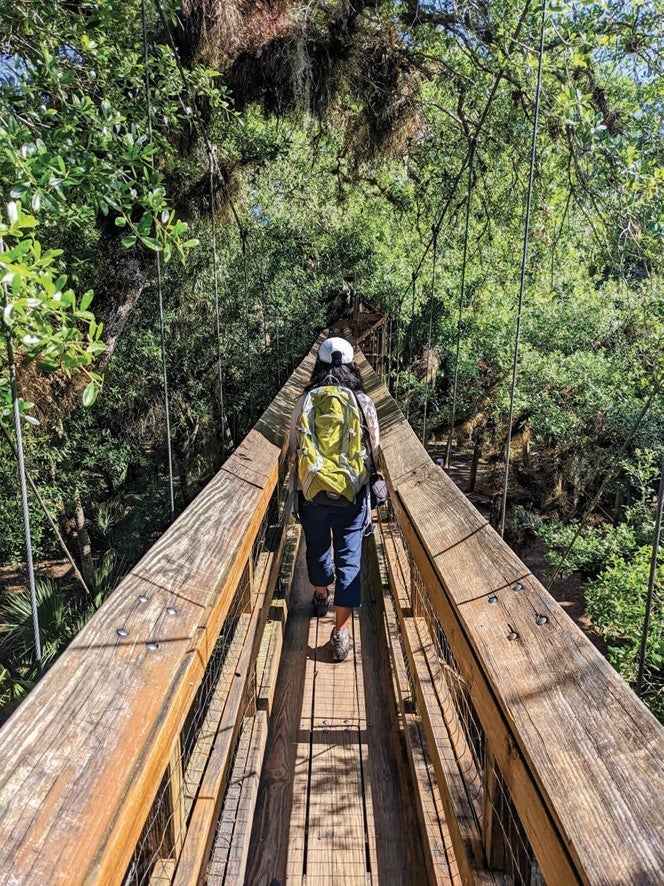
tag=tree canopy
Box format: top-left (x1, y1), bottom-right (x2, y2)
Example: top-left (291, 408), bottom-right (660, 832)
top-left (0, 0), bottom-right (662, 715)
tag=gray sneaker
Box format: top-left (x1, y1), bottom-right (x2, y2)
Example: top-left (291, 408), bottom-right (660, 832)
top-left (330, 628), bottom-right (353, 662)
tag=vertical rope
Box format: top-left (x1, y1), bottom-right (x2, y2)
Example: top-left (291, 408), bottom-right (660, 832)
top-left (241, 230), bottom-right (254, 427)
top-left (445, 139), bottom-right (476, 470)
top-left (636, 454), bottom-right (664, 696)
top-left (422, 226), bottom-right (438, 446)
top-left (1, 238), bottom-right (41, 664)
top-left (386, 316), bottom-right (393, 390)
top-left (405, 273), bottom-right (417, 422)
top-left (141, 0), bottom-right (175, 516)
top-left (393, 300), bottom-right (404, 404)
top-left (0, 425), bottom-right (91, 596)
top-left (499, 0), bottom-right (547, 537)
top-left (208, 148), bottom-right (227, 463)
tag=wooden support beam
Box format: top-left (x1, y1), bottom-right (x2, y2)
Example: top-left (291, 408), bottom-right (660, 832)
top-left (357, 351), bottom-right (664, 885)
top-left (375, 523), bottom-right (462, 886)
top-left (379, 520), bottom-right (491, 885)
top-left (0, 339), bottom-right (322, 884)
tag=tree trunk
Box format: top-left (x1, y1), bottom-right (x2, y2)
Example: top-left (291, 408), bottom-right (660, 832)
top-left (73, 488), bottom-right (95, 587)
top-left (469, 430), bottom-right (483, 493)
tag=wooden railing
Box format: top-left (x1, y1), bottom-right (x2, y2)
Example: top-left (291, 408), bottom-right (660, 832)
top-left (0, 342), bottom-right (318, 884)
top-left (1, 333), bottom-right (662, 885)
top-left (358, 351), bottom-right (664, 885)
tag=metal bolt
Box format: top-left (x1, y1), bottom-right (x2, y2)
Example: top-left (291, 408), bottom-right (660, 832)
top-left (488, 594), bottom-right (498, 605)
top-left (116, 628), bottom-right (128, 638)
top-left (146, 641), bottom-right (159, 651)
top-left (536, 615), bottom-right (548, 626)
top-left (166, 606), bottom-right (177, 616)
top-left (138, 595), bottom-right (148, 603)
top-left (513, 582), bottom-right (523, 592)
top-left (507, 630), bottom-right (519, 641)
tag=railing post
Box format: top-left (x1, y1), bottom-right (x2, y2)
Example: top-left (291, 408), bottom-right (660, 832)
top-left (168, 739), bottom-right (187, 859)
top-left (482, 754), bottom-right (504, 871)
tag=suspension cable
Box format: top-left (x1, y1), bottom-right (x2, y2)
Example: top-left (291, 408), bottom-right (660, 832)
top-left (0, 424), bottom-right (92, 596)
top-left (393, 292), bottom-right (405, 403)
top-left (240, 229), bottom-right (255, 427)
top-left (150, 0), bottom-right (247, 244)
top-left (445, 138), bottom-right (476, 470)
top-left (208, 148), bottom-right (228, 462)
top-left (1, 239), bottom-right (42, 665)
top-left (398, 0), bottom-right (535, 309)
top-left (152, 0), bottom-right (267, 436)
top-left (421, 226), bottom-right (439, 446)
top-left (636, 453), bottom-right (664, 696)
top-left (386, 316), bottom-right (393, 391)
top-left (499, 0), bottom-right (547, 538)
top-left (405, 272), bottom-right (417, 423)
top-left (141, 0), bottom-right (175, 517)
top-left (547, 371), bottom-right (662, 592)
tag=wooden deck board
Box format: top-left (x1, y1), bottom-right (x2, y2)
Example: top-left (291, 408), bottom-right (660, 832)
top-left (375, 520), bottom-right (462, 886)
top-left (247, 533), bottom-right (452, 885)
top-left (303, 607), bottom-right (367, 883)
top-left (246, 543), bottom-right (312, 885)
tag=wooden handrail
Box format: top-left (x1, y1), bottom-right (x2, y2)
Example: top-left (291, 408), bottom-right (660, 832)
top-left (2, 332), bottom-right (662, 885)
top-left (0, 341), bottom-right (319, 884)
top-left (358, 353), bottom-right (664, 885)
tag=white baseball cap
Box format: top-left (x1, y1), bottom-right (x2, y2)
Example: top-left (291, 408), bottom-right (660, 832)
top-left (318, 337), bottom-right (355, 365)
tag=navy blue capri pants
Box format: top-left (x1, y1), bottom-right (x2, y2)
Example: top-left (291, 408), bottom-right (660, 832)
top-left (299, 493), bottom-right (367, 608)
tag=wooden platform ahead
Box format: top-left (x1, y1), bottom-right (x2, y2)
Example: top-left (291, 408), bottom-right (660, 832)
top-left (244, 540), bottom-right (443, 885)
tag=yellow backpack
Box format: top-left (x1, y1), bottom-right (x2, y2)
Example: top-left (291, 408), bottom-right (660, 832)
top-left (297, 385), bottom-right (369, 504)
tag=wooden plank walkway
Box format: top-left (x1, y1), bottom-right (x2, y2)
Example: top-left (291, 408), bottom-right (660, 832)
top-left (246, 540), bottom-right (437, 885)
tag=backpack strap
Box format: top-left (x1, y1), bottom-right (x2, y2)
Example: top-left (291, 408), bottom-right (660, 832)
top-left (352, 392), bottom-right (377, 476)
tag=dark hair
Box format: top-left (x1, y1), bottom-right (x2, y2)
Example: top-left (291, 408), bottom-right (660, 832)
top-left (305, 358), bottom-right (365, 392)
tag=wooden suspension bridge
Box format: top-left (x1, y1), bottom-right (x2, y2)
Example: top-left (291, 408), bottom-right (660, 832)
top-left (0, 333), bottom-right (662, 885)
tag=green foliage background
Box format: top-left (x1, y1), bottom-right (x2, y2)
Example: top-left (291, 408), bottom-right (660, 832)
top-left (0, 0), bottom-right (662, 716)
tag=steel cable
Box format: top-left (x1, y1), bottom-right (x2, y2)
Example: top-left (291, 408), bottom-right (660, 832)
top-left (421, 226), bottom-right (438, 445)
top-left (141, 0), bottom-right (175, 516)
top-left (444, 138), bottom-right (476, 470)
top-left (1, 239), bottom-right (41, 664)
top-left (499, 0), bottom-right (547, 538)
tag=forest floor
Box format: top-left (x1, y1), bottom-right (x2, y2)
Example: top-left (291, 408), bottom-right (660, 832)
top-left (0, 559), bottom-right (75, 598)
top-left (444, 452), bottom-right (608, 655)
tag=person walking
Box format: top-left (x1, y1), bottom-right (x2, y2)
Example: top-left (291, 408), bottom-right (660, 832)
top-left (289, 336), bottom-right (380, 661)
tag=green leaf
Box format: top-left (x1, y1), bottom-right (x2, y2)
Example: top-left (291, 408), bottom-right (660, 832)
top-left (82, 381), bottom-right (99, 407)
top-left (140, 236), bottom-right (161, 251)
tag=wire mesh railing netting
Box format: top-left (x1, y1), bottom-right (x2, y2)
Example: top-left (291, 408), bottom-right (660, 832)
top-left (386, 507), bottom-right (544, 885)
top-left (123, 485), bottom-right (285, 886)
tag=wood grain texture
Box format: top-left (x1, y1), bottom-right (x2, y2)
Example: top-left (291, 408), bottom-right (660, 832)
top-left (357, 352), bottom-right (664, 885)
top-left (206, 709), bottom-right (269, 885)
top-left (172, 485), bottom-right (290, 885)
top-left (359, 534), bottom-right (432, 884)
top-left (247, 531), bottom-right (437, 884)
top-left (245, 542), bottom-right (312, 885)
top-left (375, 524), bottom-right (456, 886)
top-left (0, 344), bottom-right (318, 886)
top-left (379, 520), bottom-right (489, 886)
